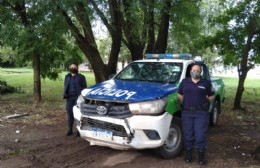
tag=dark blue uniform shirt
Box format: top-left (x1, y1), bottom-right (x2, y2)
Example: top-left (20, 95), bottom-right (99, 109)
top-left (178, 77), bottom-right (214, 107)
top-left (64, 73), bottom-right (87, 99)
top-left (68, 76), bottom-right (78, 96)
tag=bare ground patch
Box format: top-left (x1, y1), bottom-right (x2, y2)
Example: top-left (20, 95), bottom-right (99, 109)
top-left (0, 96), bottom-right (259, 168)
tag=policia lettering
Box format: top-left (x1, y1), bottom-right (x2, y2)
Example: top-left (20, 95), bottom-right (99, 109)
top-left (87, 88), bottom-right (137, 100)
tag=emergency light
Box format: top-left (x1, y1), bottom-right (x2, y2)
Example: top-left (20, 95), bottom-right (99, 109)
top-left (145, 53), bottom-right (192, 59)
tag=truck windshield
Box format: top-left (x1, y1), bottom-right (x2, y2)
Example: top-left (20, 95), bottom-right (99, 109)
top-left (115, 62), bottom-right (183, 84)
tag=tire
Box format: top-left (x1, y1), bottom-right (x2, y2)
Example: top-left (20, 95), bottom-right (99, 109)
top-left (210, 100), bottom-right (220, 127)
top-left (155, 117), bottom-right (183, 159)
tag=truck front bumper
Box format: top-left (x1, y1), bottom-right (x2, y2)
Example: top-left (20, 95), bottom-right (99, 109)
top-left (73, 106), bottom-right (172, 150)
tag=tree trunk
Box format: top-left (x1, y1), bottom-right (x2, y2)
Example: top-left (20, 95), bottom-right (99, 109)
top-left (59, 1), bottom-right (123, 82)
top-left (7, 1), bottom-right (42, 102)
top-left (153, 0), bottom-right (171, 53)
top-left (32, 52), bottom-right (41, 103)
top-left (89, 0), bottom-right (122, 76)
top-left (76, 38), bottom-right (108, 83)
top-left (59, 3), bottom-right (108, 83)
top-left (145, 0), bottom-right (155, 53)
top-left (233, 67), bottom-right (247, 109)
top-left (233, 21), bottom-right (256, 109)
top-left (122, 0), bottom-right (146, 61)
top-left (106, 0), bottom-right (122, 75)
top-left (107, 33), bottom-right (121, 75)
top-left (129, 44), bottom-right (144, 61)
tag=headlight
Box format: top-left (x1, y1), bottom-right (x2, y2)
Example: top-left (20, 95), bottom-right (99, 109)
top-left (129, 97), bottom-right (168, 114)
top-left (76, 94), bottom-right (85, 108)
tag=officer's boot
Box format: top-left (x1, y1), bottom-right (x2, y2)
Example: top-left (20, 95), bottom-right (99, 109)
top-left (184, 149), bottom-right (192, 163)
top-left (66, 124), bottom-right (73, 136)
top-left (198, 150), bottom-right (206, 165)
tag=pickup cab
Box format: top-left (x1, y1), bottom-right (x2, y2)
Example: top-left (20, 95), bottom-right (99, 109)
top-left (73, 54), bottom-right (225, 159)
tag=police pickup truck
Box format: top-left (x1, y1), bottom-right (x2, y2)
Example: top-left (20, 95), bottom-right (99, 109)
top-left (73, 54), bottom-right (225, 159)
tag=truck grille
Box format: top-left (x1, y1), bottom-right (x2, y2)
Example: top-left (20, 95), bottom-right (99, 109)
top-left (81, 117), bottom-right (128, 137)
top-left (80, 99), bottom-right (132, 118)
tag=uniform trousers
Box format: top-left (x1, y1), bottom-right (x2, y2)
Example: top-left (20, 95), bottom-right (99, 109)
top-left (181, 110), bottom-right (209, 150)
top-left (66, 96), bottom-right (77, 126)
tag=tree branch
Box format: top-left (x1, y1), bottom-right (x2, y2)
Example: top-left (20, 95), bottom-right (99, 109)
top-left (73, 1), bottom-right (96, 46)
top-left (89, 0), bottom-right (112, 34)
top-left (1, 0), bottom-right (29, 27)
top-left (121, 32), bottom-right (129, 48)
top-left (243, 20), bottom-right (257, 73)
top-left (57, 5), bottom-right (85, 43)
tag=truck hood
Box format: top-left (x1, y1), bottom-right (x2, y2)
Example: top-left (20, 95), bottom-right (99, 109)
top-left (81, 79), bottom-right (177, 103)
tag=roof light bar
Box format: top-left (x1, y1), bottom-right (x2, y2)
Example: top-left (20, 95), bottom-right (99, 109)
top-left (145, 53), bottom-right (192, 59)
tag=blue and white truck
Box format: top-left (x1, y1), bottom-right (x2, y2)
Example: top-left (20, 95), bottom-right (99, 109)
top-left (73, 54), bottom-right (225, 159)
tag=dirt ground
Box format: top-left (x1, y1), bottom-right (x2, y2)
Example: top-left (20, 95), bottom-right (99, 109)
top-left (0, 97), bottom-right (259, 168)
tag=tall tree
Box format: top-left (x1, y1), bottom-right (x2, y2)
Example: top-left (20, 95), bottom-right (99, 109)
top-left (1, 0), bottom-right (42, 103)
top-left (145, 0), bottom-right (203, 54)
top-left (1, 0), bottom-right (207, 87)
top-left (145, 0), bottom-right (172, 54)
top-left (89, 0), bottom-right (122, 75)
top-left (121, 0), bottom-right (147, 61)
top-left (58, 0), bottom-right (205, 81)
top-left (0, 0), bottom-right (74, 103)
top-left (153, 0), bottom-right (171, 53)
top-left (168, 0), bottom-right (202, 54)
top-left (57, 0), bottom-right (122, 82)
top-left (208, 0), bottom-right (260, 109)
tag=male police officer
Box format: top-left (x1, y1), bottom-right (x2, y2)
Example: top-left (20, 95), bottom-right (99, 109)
top-left (178, 63), bottom-right (214, 165)
top-left (64, 63), bottom-right (87, 136)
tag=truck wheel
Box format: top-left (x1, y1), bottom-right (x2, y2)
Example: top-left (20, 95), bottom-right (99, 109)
top-left (155, 117), bottom-right (183, 159)
top-left (210, 100), bottom-right (220, 126)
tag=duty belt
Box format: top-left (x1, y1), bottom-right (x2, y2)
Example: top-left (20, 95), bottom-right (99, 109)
top-left (183, 102), bottom-right (209, 111)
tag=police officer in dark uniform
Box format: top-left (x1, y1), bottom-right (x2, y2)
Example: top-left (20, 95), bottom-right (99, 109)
top-left (178, 63), bottom-right (214, 165)
top-left (64, 63), bottom-right (87, 136)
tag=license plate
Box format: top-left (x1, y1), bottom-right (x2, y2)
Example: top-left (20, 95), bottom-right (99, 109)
top-left (91, 128), bottom-right (113, 141)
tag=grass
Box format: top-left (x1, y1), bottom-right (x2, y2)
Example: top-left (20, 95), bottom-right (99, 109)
top-left (0, 68), bottom-right (95, 104)
top-left (7, 148), bottom-right (28, 157)
top-left (213, 77), bottom-right (260, 127)
top-left (222, 77), bottom-right (260, 105)
top-left (1, 68), bottom-right (259, 104)
top-left (0, 68), bottom-right (259, 126)
top-left (0, 68), bottom-right (95, 125)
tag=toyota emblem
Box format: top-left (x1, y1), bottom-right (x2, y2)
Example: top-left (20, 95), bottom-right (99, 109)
top-left (96, 105), bottom-right (108, 115)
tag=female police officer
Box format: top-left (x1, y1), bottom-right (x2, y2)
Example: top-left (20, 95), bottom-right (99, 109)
top-left (178, 63), bottom-right (214, 165)
top-left (64, 63), bottom-right (87, 136)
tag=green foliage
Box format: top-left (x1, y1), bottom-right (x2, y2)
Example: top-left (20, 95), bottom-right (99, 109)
top-left (0, 80), bottom-right (16, 94)
top-left (122, 0), bottom-right (147, 44)
top-left (200, 0), bottom-right (225, 36)
top-left (168, 1), bottom-right (203, 53)
top-left (200, 47), bottom-right (219, 69)
top-left (0, 0), bottom-right (83, 79)
top-left (0, 46), bottom-right (17, 67)
top-left (0, 68), bottom-right (95, 102)
top-left (96, 37), bottom-right (112, 62)
top-left (7, 148), bottom-right (28, 157)
top-left (3, 68), bottom-right (260, 110)
top-left (207, 0), bottom-right (259, 66)
top-left (223, 76), bottom-right (260, 103)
